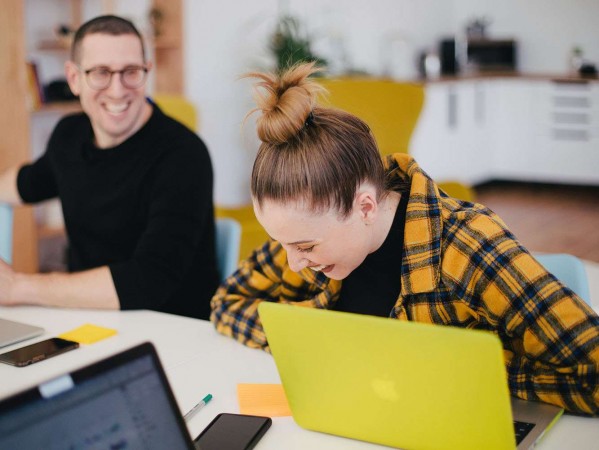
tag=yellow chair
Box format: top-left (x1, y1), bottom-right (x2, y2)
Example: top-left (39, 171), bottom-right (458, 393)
top-left (153, 94), bottom-right (198, 132)
top-left (318, 78), bottom-right (424, 156)
top-left (317, 78), bottom-right (475, 202)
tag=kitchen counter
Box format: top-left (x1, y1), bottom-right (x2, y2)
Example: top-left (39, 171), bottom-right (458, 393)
top-left (422, 71), bottom-right (599, 84)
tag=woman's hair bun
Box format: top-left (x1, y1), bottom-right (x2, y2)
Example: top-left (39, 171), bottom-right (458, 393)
top-left (246, 62), bottom-right (324, 145)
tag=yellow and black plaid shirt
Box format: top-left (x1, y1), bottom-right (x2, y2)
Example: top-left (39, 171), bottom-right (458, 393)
top-left (211, 154), bottom-right (599, 416)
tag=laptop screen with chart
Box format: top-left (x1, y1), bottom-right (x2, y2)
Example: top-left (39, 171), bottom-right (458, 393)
top-left (0, 342), bottom-right (196, 450)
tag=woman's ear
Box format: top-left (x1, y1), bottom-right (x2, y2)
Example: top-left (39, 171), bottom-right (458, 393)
top-left (355, 189), bottom-right (378, 225)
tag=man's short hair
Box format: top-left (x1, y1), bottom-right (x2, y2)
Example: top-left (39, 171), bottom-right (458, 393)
top-left (71, 15), bottom-right (145, 63)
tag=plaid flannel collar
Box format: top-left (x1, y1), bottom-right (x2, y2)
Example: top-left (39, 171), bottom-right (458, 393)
top-left (384, 153), bottom-right (443, 294)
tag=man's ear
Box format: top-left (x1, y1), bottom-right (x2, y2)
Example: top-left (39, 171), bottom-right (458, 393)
top-left (355, 189), bottom-right (378, 225)
top-left (64, 61), bottom-right (81, 96)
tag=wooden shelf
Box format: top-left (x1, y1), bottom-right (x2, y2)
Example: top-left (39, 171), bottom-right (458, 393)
top-left (154, 37), bottom-right (182, 50)
top-left (37, 225), bottom-right (66, 239)
top-left (37, 39), bottom-right (71, 52)
top-left (31, 101), bottom-right (81, 115)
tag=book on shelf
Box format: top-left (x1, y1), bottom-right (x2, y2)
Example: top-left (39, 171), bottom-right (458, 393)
top-left (25, 61), bottom-right (45, 111)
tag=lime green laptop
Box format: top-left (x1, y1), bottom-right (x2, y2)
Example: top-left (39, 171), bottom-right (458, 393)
top-left (258, 302), bottom-right (563, 450)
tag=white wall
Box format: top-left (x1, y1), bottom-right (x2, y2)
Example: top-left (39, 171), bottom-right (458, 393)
top-left (184, 0), bottom-right (454, 206)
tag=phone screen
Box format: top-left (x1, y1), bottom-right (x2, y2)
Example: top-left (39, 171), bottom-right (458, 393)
top-left (0, 337), bottom-right (79, 367)
top-left (194, 413), bottom-right (271, 450)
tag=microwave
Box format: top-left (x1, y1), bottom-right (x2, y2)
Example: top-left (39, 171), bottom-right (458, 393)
top-left (467, 39), bottom-right (517, 72)
top-left (439, 38), bottom-right (517, 74)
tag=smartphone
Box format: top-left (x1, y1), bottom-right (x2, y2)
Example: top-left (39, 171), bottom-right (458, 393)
top-left (0, 337), bottom-right (79, 367)
top-left (193, 413), bottom-right (272, 450)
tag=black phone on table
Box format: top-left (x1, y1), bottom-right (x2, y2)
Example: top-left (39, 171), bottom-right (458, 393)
top-left (0, 337), bottom-right (79, 367)
top-left (193, 413), bottom-right (272, 450)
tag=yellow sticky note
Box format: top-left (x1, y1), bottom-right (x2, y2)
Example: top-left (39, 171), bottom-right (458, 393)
top-left (237, 383), bottom-right (292, 417)
top-left (58, 323), bottom-right (117, 345)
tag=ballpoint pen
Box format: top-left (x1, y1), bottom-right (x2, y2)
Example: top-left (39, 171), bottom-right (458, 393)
top-left (184, 394), bottom-right (213, 421)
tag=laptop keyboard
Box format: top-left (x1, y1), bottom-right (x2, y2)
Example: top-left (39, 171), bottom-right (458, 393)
top-left (514, 420), bottom-right (535, 445)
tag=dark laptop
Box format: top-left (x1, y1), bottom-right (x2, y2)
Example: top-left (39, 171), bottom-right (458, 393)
top-left (0, 342), bottom-right (198, 449)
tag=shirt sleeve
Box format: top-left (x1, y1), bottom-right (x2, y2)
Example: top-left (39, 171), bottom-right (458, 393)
top-left (109, 141), bottom-right (213, 311)
top-left (460, 214), bottom-right (599, 416)
top-left (17, 150), bottom-right (58, 204)
top-left (210, 240), bottom-right (341, 350)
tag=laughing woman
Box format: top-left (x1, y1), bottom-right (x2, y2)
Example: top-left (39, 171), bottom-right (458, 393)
top-left (211, 62), bottom-right (599, 416)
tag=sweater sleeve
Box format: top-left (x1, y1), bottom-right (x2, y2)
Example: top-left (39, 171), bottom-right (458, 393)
top-left (460, 214), bottom-right (599, 416)
top-left (109, 138), bottom-right (214, 311)
top-left (210, 240), bottom-right (341, 350)
top-left (17, 147), bottom-right (58, 204)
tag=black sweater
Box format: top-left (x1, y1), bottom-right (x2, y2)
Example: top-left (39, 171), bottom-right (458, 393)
top-left (17, 103), bottom-right (219, 319)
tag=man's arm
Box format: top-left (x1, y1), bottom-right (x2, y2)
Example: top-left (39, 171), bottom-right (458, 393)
top-left (0, 166), bottom-right (23, 205)
top-left (0, 259), bottom-right (119, 309)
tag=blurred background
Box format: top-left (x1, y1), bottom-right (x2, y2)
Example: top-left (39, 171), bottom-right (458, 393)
top-left (3, 0), bottom-right (598, 273)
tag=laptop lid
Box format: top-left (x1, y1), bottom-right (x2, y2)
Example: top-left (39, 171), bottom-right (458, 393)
top-left (0, 318), bottom-right (44, 349)
top-left (258, 302), bottom-right (562, 450)
top-left (0, 342), bottom-right (196, 450)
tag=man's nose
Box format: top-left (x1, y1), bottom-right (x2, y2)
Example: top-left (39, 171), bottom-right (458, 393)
top-left (105, 73), bottom-right (127, 94)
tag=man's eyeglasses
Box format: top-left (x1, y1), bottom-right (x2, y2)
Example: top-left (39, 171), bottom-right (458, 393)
top-left (78, 65), bottom-right (149, 90)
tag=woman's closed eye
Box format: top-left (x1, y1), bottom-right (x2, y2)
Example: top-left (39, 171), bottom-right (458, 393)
top-left (298, 245), bottom-right (315, 253)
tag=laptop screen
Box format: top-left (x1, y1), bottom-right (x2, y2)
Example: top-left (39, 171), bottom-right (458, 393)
top-left (0, 342), bottom-right (194, 450)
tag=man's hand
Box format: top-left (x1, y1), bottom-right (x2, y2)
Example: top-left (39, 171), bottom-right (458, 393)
top-left (0, 263), bottom-right (119, 310)
top-left (0, 258), bottom-right (16, 305)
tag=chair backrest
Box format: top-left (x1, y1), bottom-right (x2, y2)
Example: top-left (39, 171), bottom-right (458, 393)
top-left (317, 78), bottom-right (424, 155)
top-left (153, 94), bottom-right (198, 132)
top-left (317, 78), bottom-right (475, 202)
top-left (535, 253), bottom-right (591, 305)
top-left (0, 203), bottom-right (13, 264)
top-left (215, 217), bottom-right (242, 282)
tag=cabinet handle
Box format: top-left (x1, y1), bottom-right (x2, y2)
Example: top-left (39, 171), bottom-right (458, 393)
top-left (553, 96), bottom-right (590, 108)
top-left (475, 85), bottom-right (485, 126)
top-left (448, 88), bottom-right (457, 129)
top-left (552, 129), bottom-right (589, 141)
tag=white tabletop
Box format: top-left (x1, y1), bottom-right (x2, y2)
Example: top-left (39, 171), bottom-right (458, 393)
top-left (0, 305), bottom-right (597, 449)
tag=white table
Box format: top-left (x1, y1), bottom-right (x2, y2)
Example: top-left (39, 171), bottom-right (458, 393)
top-left (0, 306), bottom-right (597, 449)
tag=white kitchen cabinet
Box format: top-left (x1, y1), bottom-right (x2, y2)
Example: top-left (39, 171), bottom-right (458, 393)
top-left (490, 79), bottom-right (538, 180)
top-left (530, 80), bottom-right (599, 184)
top-left (411, 79), bottom-right (491, 185)
top-left (411, 77), bottom-right (599, 186)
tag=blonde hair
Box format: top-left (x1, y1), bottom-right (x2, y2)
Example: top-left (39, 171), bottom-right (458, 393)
top-left (246, 62), bottom-right (386, 218)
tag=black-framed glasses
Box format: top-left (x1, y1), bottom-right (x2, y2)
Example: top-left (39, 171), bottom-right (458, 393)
top-left (78, 65), bottom-right (149, 90)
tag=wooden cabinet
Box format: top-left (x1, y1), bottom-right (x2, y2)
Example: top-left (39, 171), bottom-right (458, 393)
top-left (0, 1), bottom-right (38, 272)
top-left (151, 0), bottom-right (183, 95)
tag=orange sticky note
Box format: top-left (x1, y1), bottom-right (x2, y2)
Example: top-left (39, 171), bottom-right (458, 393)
top-left (58, 323), bottom-right (117, 345)
top-left (237, 383), bottom-right (292, 417)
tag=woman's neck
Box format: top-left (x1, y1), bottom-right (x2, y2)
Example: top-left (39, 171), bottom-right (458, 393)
top-left (371, 191), bottom-right (402, 253)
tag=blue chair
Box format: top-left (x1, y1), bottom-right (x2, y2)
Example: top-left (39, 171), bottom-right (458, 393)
top-left (215, 217), bottom-right (241, 282)
top-left (535, 253), bottom-right (591, 305)
top-left (0, 203), bottom-right (13, 264)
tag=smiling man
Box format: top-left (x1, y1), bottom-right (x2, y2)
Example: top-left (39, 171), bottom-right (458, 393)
top-left (0, 15), bottom-right (219, 319)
